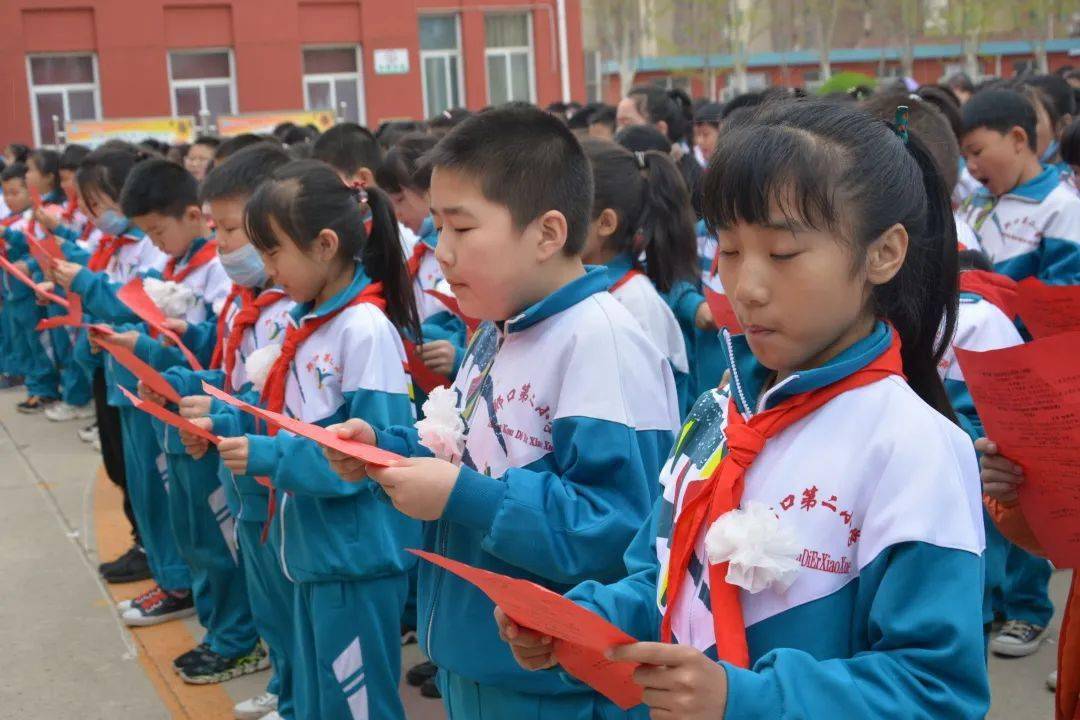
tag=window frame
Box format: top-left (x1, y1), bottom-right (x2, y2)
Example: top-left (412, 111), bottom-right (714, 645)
top-left (25, 52), bottom-right (102, 147)
top-left (419, 13), bottom-right (465, 118)
top-left (166, 47), bottom-right (238, 129)
top-left (483, 12), bottom-right (536, 105)
top-left (301, 44), bottom-right (366, 125)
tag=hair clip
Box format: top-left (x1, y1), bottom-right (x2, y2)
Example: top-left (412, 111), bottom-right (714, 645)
top-left (442, 110), bottom-right (452, 120)
top-left (634, 151), bottom-right (647, 170)
top-left (349, 182), bottom-right (368, 205)
top-left (894, 105), bottom-right (910, 145)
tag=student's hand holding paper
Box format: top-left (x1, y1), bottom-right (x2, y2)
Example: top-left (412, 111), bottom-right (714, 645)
top-left (367, 457), bottom-right (457, 521)
top-left (694, 301), bottom-right (715, 330)
top-left (324, 419), bottom-right (377, 480)
top-left (33, 206), bottom-right (61, 232)
top-left (608, 642), bottom-right (729, 720)
top-left (106, 330), bottom-right (140, 351)
top-left (137, 380), bottom-right (168, 407)
top-left (160, 318), bottom-right (188, 345)
top-left (51, 259), bottom-right (80, 290)
top-left (218, 436), bottom-right (250, 475)
top-left (179, 395), bottom-right (212, 419)
top-left (34, 281), bottom-right (55, 306)
top-left (180, 417), bottom-right (215, 460)
top-left (495, 607), bottom-right (557, 670)
top-left (976, 438), bottom-right (1026, 504)
top-left (419, 340), bottom-right (456, 376)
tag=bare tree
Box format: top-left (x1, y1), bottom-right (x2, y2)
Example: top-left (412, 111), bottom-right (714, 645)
top-left (655, 0), bottom-right (728, 99)
top-left (949, 0), bottom-right (1003, 79)
top-left (1015, 0), bottom-right (1071, 73)
top-left (588, 0), bottom-right (646, 96)
top-left (807, 0), bottom-right (847, 79)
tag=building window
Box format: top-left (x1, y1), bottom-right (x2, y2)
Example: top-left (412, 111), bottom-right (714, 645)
top-left (420, 15), bottom-right (464, 118)
top-left (26, 54), bottom-right (101, 147)
top-left (168, 49), bottom-right (236, 130)
top-left (303, 47), bottom-right (364, 124)
top-left (484, 13), bottom-right (535, 105)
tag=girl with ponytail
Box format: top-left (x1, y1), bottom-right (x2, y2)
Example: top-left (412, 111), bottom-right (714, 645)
top-left (215, 158), bottom-right (421, 720)
top-left (497, 99), bottom-right (990, 720)
top-left (581, 137), bottom-right (698, 414)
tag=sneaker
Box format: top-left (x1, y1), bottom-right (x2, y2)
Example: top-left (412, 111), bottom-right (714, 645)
top-left (78, 423), bottom-right (98, 443)
top-left (0, 374), bottom-right (23, 389)
top-left (173, 642), bottom-right (212, 673)
top-left (1048, 670), bottom-right (1058, 691)
top-left (406, 660), bottom-right (438, 687)
top-left (117, 583), bottom-right (168, 613)
top-left (990, 619), bottom-right (1046, 657)
top-left (179, 644), bottom-right (269, 685)
top-left (420, 677), bottom-right (442, 699)
top-left (261, 714), bottom-right (283, 720)
top-left (91, 437), bottom-right (101, 452)
top-left (234, 691), bottom-right (279, 719)
top-left (121, 588), bottom-right (196, 626)
top-left (99, 545), bottom-right (151, 584)
top-left (401, 628), bottom-right (418, 646)
top-left (45, 402), bottom-right (95, 422)
top-left (17, 396), bottom-right (57, 414)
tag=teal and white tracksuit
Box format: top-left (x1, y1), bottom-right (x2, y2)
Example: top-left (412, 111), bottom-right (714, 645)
top-left (244, 266), bottom-right (421, 720)
top-left (959, 165), bottom-right (1080, 284)
top-left (939, 287), bottom-right (1054, 634)
top-left (1, 210), bottom-right (34, 380)
top-left (200, 286), bottom-right (297, 716)
top-left (605, 253), bottom-right (690, 414)
top-left (569, 323), bottom-right (990, 719)
top-left (411, 216), bottom-right (468, 395)
top-left (375, 267), bottom-right (680, 719)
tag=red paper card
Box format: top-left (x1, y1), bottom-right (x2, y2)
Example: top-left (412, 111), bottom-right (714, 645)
top-left (27, 234), bottom-right (63, 270)
top-left (409, 549), bottom-right (643, 709)
top-left (703, 286), bottom-right (742, 333)
top-left (117, 277), bottom-right (204, 370)
top-left (95, 336), bottom-right (182, 404)
top-left (36, 293), bottom-right (84, 331)
top-left (0, 255), bottom-right (70, 308)
top-left (402, 338), bottom-right (452, 395)
top-left (956, 332), bottom-right (1080, 567)
top-left (425, 289), bottom-right (481, 333)
top-left (119, 386), bottom-right (221, 444)
top-left (200, 382), bottom-right (403, 467)
top-left (1013, 278), bottom-right (1080, 339)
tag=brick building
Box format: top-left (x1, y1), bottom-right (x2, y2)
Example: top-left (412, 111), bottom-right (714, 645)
top-left (0, 0), bottom-right (585, 146)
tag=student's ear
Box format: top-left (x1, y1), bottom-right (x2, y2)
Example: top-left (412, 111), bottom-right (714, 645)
top-left (655, 120), bottom-right (669, 140)
top-left (355, 167), bottom-right (377, 189)
top-left (596, 208), bottom-right (619, 239)
top-left (183, 204), bottom-right (203, 225)
top-left (534, 210), bottom-right (569, 261)
top-left (314, 228), bottom-right (341, 262)
top-left (866, 223), bottom-right (908, 286)
top-left (1008, 126), bottom-right (1031, 153)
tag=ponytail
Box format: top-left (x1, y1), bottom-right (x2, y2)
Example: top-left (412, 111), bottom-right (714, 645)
top-left (875, 132), bottom-right (958, 422)
top-left (582, 138), bottom-right (697, 293)
top-left (360, 186), bottom-right (422, 342)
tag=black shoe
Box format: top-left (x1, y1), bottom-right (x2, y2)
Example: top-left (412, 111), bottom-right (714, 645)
top-left (121, 588), bottom-right (196, 627)
top-left (420, 677), bottom-right (442, 699)
top-left (99, 545), bottom-right (152, 584)
top-left (173, 642), bottom-right (212, 673)
top-left (406, 661), bottom-right (438, 687)
top-left (178, 644), bottom-right (270, 685)
top-left (17, 396), bottom-right (57, 414)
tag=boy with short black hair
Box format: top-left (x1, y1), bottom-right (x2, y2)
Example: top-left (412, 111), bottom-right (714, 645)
top-left (325, 103), bottom-right (680, 718)
top-left (312, 122), bottom-right (383, 187)
top-left (958, 88), bottom-right (1080, 284)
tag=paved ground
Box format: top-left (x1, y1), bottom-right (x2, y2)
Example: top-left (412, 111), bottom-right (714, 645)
top-left (0, 386), bottom-right (1066, 718)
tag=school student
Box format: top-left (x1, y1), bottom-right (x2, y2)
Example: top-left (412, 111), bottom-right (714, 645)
top-left (499, 99), bottom-right (990, 720)
top-left (959, 88), bottom-right (1080, 284)
top-left (213, 160), bottom-right (422, 720)
top-left (0, 162), bottom-right (32, 391)
top-left (580, 137), bottom-right (697, 416)
top-left (324, 105), bottom-right (680, 719)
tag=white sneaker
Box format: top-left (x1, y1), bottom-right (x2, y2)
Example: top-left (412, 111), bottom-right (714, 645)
top-left (262, 714), bottom-right (283, 720)
top-left (1048, 670), bottom-right (1058, 690)
top-left (45, 402), bottom-right (95, 422)
top-left (234, 692), bottom-right (279, 719)
top-left (91, 437), bottom-right (102, 452)
top-left (990, 619), bottom-right (1046, 657)
top-left (78, 423), bottom-right (98, 443)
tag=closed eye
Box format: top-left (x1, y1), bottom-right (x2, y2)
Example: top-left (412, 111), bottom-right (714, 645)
top-left (771, 252), bottom-right (800, 260)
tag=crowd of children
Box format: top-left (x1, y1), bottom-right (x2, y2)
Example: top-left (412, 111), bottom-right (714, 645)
top-left (1, 65), bottom-right (1079, 720)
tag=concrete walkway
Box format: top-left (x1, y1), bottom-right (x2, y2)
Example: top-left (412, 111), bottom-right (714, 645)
top-left (0, 385), bottom-right (1066, 718)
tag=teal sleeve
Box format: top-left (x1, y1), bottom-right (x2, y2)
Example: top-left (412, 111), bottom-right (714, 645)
top-left (374, 425), bottom-right (428, 458)
top-left (181, 319), bottom-right (219, 362)
top-left (248, 387), bottom-right (412, 497)
top-left (664, 280), bottom-right (705, 327)
top-left (70, 267), bottom-right (140, 322)
top-left (1038, 236), bottom-right (1080, 285)
top-left (441, 417), bottom-right (661, 585)
top-left (53, 224), bottom-right (79, 243)
top-left (721, 543), bottom-right (990, 720)
top-left (944, 378), bottom-right (983, 442)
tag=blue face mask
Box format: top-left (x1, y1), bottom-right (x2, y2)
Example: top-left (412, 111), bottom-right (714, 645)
top-left (95, 209), bottom-right (129, 236)
top-left (219, 243), bottom-right (268, 288)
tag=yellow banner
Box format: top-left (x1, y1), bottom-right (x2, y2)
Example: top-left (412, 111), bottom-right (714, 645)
top-left (215, 110), bottom-right (336, 137)
top-left (64, 117), bottom-right (195, 148)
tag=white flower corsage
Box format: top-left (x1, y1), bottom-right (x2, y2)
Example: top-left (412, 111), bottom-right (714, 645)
top-left (416, 386), bottom-right (465, 463)
top-left (244, 344), bottom-right (282, 392)
top-left (704, 501), bottom-right (802, 594)
top-left (143, 277), bottom-right (197, 319)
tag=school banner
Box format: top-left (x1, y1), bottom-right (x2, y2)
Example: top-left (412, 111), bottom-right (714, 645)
top-left (215, 110), bottom-right (336, 137)
top-left (64, 117), bottom-right (195, 148)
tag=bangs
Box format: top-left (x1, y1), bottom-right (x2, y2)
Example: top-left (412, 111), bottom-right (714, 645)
top-left (244, 178), bottom-right (299, 252)
top-left (702, 123), bottom-right (850, 237)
